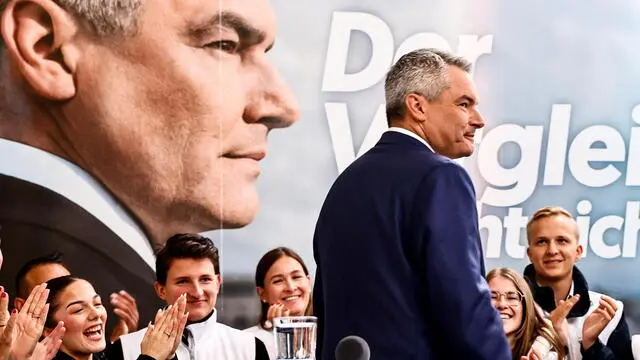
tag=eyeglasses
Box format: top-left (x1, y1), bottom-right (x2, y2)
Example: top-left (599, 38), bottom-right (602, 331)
top-left (490, 291), bottom-right (523, 307)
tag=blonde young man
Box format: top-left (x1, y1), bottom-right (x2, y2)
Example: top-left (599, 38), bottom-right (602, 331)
top-left (523, 206), bottom-right (633, 360)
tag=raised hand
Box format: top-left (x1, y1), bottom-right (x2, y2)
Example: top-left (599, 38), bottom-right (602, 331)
top-left (12, 283), bottom-right (50, 359)
top-left (582, 295), bottom-right (618, 350)
top-left (169, 295), bottom-right (188, 357)
top-left (548, 294), bottom-right (580, 345)
top-left (140, 294), bottom-right (188, 360)
top-left (110, 290), bottom-right (139, 342)
top-left (266, 303), bottom-right (290, 323)
top-left (520, 347), bottom-right (542, 360)
top-left (30, 321), bottom-right (65, 360)
top-left (0, 310), bottom-right (18, 360)
top-left (0, 287), bottom-right (10, 336)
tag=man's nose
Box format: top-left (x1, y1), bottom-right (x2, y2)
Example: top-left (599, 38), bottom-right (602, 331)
top-left (546, 242), bottom-right (559, 254)
top-left (190, 284), bottom-right (204, 298)
top-left (471, 108), bottom-right (485, 129)
top-left (244, 60), bottom-right (300, 129)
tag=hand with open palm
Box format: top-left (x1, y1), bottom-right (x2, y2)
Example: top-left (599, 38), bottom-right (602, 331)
top-left (582, 296), bottom-right (617, 350)
top-left (11, 284), bottom-right (51, 359)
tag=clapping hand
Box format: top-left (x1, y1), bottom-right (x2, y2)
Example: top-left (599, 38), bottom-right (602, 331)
top-left (110, 290), bottom-right (139, 342)
top-left (140, 294), bottom-right (188, 360)
top-left (0, 287), bottom-right (9, 335)
top-left (548, 294), bottom-right (580, 345)
top-left (31, 321), bottom-right (65, 360)
top-left (582, 295), bottom-right (618, 350)
top-left (11, 283), bottom-right (50, 359)
top-left (0, 284), bottom-right (63, 360)
top-left (267, 303), bottom-right (290, 322)
top-left (520, 347), bottom-right (543, 360)
top-left (0, 310), bottom-right (17, 360)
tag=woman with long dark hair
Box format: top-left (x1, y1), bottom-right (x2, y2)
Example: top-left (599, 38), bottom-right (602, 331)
top-left (245, 247), bottom-right (313, 360)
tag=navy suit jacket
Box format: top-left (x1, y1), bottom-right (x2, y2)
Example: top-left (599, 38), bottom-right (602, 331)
top-left (313, 131), bottom-right (511, 360)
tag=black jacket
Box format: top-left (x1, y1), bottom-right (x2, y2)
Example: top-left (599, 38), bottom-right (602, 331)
top-left (523, 264), bottom-right (633, 360)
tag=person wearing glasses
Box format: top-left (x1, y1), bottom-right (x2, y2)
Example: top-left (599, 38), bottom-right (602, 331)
top-left (487, 268), bottom-right (566, 360)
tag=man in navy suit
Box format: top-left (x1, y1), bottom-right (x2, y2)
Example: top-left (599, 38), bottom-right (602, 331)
top-left (313, 48), bottom-right (511, 359)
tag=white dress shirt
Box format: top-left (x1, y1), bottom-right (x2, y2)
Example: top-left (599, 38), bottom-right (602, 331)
top-left (387, 127), bottom-right (435, 153)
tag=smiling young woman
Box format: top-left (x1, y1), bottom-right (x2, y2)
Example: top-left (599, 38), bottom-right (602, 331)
top-left (245, 247), bottom-right (313, 360)
top-left (487, 268), bottom-right (566, 360)
top-left (44, 275), bottom-right (185, 360)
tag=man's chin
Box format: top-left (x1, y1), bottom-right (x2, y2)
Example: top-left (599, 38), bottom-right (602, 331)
top-left (186, 306), bottom-right (214, 322)
top-left (539, 269), bottom-right (571, 282)
top-left (216, 208), bottom-right (258, 229)
top-left (198, 191), bottom-right (260, 230)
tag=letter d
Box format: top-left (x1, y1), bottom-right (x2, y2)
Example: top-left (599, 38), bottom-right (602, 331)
top-left (321, 12), bottom-right (394, 92)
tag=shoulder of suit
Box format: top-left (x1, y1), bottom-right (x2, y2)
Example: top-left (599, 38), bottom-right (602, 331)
top-left (422, 159), bottom-right (471, 184)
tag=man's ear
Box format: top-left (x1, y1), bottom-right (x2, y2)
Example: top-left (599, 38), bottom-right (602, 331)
top-left (153, 281), bottom-right (166, 301)
top-left (576, 244), bottom-right (583, 261)
top-left (404, 93), bottom-right (430, 122)
top-left (1, 0), bottom-right (80, 100)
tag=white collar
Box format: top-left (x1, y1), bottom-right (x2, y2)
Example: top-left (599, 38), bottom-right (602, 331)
top-left (186, 309), bottom-right (218, 340)
top-left (567, 281), bottom-right (575, 299)
top-left (0, 139), bottom-right (155, 268)
top-left (387, 127), bottom-right (435, 153)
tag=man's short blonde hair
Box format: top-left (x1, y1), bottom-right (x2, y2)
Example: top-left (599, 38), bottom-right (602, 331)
top-left (526, 206), bottom-right (579, 243)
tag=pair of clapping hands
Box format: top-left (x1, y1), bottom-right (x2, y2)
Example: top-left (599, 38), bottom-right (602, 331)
top-left (519, 294), bottom-right (618, 360)
top-left (0, 284), bottom-right (65, 360)
top-left (549, 294), bottom-right (618, 349)
top-left (139, 294), bottom-right (189, 360)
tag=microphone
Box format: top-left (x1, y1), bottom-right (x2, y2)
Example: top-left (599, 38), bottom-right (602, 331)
top-left (335, 335), bottom-right (370, 360)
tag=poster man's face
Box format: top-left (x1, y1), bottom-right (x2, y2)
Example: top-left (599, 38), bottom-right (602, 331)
top-left (2, 0), bottom-right (299, 242)
top-left (76, 0), bottom-right (299, 237)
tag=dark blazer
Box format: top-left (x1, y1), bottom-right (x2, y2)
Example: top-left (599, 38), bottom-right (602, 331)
top-left (0, 173), bottom-right (164, 334)
top-left (312, 131), bottom-right (511, 360)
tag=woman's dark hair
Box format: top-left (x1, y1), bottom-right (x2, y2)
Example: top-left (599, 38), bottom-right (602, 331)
top-left (254, 247), bottom-right (312, 330)
top-left (44, 275), bottom-right (80, 328)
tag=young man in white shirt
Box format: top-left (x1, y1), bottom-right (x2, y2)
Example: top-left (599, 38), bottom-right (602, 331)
top-left (108, 234), bottom-right (269, 360)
